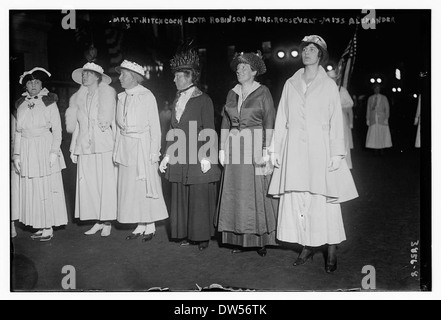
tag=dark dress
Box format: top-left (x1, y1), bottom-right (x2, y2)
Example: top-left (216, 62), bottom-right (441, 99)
top-left (217, 84), bottom-right (279, 248)
top-left (164, 87), bottom-right (221, 242)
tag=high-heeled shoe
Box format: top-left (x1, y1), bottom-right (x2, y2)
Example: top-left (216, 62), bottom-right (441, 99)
top-left (142, 233), bottom-right (155, 242)
top-left (39, 228), bottom-right (53, 242)
top-left (257, 247), bottom-right (267, 257)
top-left (85, 223), bottom-right (103, 235)
top-left (101, 224), bottom-right (111, 237)
top-left (231, 248), bottom-right (244, 254)
top-left (325, 260), bottom-right (338, 273)
top-left (293, 247), bottom-right (314, 266)
top-left (30, 229), bottom-right (44, 240)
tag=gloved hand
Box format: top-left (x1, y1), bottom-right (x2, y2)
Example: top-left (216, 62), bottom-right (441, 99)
top-left (13, 157), bottom-right (21, 174)
top-left (219, 150), bottom-right (225, 167)
top-left (150, 153), bottom-right (160, 164)
top-left (201, 159), bottom-right (211, 174)
top-left (159, 156), bottom-right (169, 173)
top-left (49, 153), bottom-right (58, 167)
top-left (270, 152), bottom-right (280, 168)
top-left (70, 152), bottom-right (78, 164)
top-left (328, 156), bottom-right (342, 172)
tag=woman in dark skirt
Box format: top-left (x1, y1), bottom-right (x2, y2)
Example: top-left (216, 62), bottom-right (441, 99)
top-left (217, 51), bottom-right (279, 257)
top-left (160, 49), bottom-right (221, 251)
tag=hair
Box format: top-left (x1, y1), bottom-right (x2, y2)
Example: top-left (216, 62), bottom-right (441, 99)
top-left (131, 71), bottom-right (145, 84)
top-left (22, 70), bottom-right (48, 89)
top-left (299, 42), bottom-right (329, 66)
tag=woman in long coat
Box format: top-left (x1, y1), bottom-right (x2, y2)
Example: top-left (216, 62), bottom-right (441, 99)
top-left (217, 51), bottom-right (278, 257)
top-left (12, 67), bottom-right (68, 241)
top-left (365, 84), bottom-right (392, 152)
top-left (65, 62), bottom-right (117, 237)
top-left (269, 35), bottom-right (358, 273)
top-left (114, 59), bottom-right (168, 241)
top-left (160, 49), bottom-right (221, 251)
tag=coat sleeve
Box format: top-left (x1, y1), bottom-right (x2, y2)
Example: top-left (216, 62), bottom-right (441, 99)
top-left (199, 95), bottom-right (218, 161)
top-left (270, 82), bottom-right (289, 155)
top-left (219, 105), bottom-right (231, 151)
top-left (384, 95), bottom-right (390, 120)
top-left (11, 115), bottom-right (17, 160)
top-left (329, 85), bottom-right (346, 157)
top-left (262, 87), bottom-right (276, 148)
top-left (366, 96), bottom-right (372, 125)
top-left (49, 103), bottom-right (63, 154)
top-left (145, 93), bottom-right (162, 160)
top-left (70, 122), bottom-right (79, 153)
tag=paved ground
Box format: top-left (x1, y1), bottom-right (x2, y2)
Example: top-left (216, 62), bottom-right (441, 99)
top-left (10, 125), bottom-right (423, 293)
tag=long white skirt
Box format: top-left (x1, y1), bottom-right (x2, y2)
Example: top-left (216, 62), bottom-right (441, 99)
top-left (366, 124), bottom-right (392, 149)
top-left (75, 152), bottom-right (118, 221)
top-left (277, 192), bottom-right (346, 247)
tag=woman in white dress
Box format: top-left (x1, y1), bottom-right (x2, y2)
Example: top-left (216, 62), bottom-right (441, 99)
top-left (269, 35), bottom-right (358, 273)
top-left (65, 62), bottom-right (118, 237)
top-left (114, 60), bottom-right (168, 241)
top-left (365, 84), bottom-right (392, 153)
top-left (12, 67), bottom-right (68, 242)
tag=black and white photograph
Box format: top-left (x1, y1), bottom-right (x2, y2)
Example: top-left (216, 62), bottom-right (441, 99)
top-left (3, 0), bottom-right (439, 302)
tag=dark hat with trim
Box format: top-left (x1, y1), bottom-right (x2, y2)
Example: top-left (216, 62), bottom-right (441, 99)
top-left (230, 51), bottom-right (267, 76)
top-left (19, 67), bottom-right (51, 85)
top-left (170, 50), bottom-right (200, 73)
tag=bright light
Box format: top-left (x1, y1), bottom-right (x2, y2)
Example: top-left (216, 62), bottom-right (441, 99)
top-left (392, 88), bottom-right (397, 92)
top-left (397, 87), bottom-right (402, 92)
top-left (413, 94), bottom-right (418, 98)
top-left (326, 65), bottom-right (333, 71)
top-left (370, 78), bottom-right (375, 84)
top-left (291, 50), bottom-right (299, 58)
top-left (277, 51), bottom-right (286, 59)
top-left (377, 78), bottom-right (382, 83)
top-left (395, 68), bottom-right (401, 80)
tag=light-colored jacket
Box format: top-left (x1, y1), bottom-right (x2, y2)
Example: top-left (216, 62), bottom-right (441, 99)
top-left (366, 93), bottom-right (390, 126)
top-left (269, 66), bottom-right (358, 203)
top-left (66, 82), bottom-right (117, 155)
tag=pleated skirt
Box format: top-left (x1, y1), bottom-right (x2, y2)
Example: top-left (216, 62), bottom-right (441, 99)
top-left (366, 124), bottom-right (393, 149)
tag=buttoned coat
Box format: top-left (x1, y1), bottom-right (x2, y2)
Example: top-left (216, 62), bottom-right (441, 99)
top-left (269, 66), bottom-right (358, 203)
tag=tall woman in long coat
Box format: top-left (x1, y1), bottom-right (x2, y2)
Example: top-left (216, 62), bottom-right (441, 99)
top-left (159, 49), bottom-right (221, 251)
top-left (217, 51), bottom-right (278, 257)
top-left (269, 35), bottom-right (358, 273)
top-left (65, 62), bottom-right (117, 237)
top-left (114, 59), bottom-right (168, 241)
top-left (12, 67), bottom-right (68, 241)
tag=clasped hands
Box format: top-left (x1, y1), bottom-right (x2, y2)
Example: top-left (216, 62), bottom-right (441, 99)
top-left (159, 156), bottom-right (211, 174)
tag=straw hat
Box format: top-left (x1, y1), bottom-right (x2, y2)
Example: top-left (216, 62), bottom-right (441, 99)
top-left (115, 60), bottom-right (147, 78)
top-left (72, 62), bottom-right (111, 85)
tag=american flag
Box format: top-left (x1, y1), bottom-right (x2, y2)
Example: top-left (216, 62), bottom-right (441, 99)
top-left (336, 26), bottom-right (359, 89)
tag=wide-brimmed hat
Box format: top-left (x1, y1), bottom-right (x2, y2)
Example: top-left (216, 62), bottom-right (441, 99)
top-left (115, 60), bottom-right (147, 78)
top-left (300, 35), bottom-right (329, 64)
top-left (230, 51), bottom-right (267, 76)
top-left (19, 67), bottom-right (51, 85)
top-left (72, 62), bottom-right (112, 85)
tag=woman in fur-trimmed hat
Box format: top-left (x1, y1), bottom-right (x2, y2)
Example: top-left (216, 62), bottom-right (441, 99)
top-left (159, 49), bottom-right (221, 251)
top-left (65, 62), bottom-right (117, 237)
top-left (216, 51), bottom-right (278, 257)
top-left (12, 67), bottom-right (68, 241)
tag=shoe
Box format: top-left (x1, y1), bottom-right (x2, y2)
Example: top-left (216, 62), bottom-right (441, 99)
top-left (85, 223), bottom-right (104, 235)
top-left (180, 240), bottom-right (191, 247)
top-left (231, 248), bottom-right (244, 254)
top-left (40, 234), bottom-right (54, 242)
top-left (30, 229), bottom-right (44, 240)
top-left (293, 247), bottom-right (314, 266)
top-left (40, 228), bottom-right (53, 242)
top-left (257, 247), bottom-right (267, 257)
top-left (101, 224), bottom-right (111, 237)
top-left (198, 241), bottom-right (209, 251)
top-left (142, 233), bottom-right (154, 242)
top-left (325, 260), bottom-right (338, 274)
top-left (126, 233), bottom-right (142, 240)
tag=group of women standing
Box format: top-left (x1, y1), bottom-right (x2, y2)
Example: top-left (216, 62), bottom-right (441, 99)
top-left (11, 34), bottom-right (358, 273)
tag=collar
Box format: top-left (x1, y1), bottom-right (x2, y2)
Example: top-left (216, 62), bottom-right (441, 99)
top-left (22, 87), bottom-right (49, 99)
top-left (177, 84), bottom-right (196, 96)
top-left (125, 84), bottom-right (148, 95)
top-left (232, 81), bottom-right (261, 96)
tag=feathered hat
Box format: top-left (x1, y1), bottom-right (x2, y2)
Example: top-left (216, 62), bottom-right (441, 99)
top-left (230, 51), bottom-right (267, 76)
top-left (170, 50), bottom-right (200, 73)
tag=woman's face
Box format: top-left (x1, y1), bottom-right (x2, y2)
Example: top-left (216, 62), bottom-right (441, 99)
top-left (236, 63), bottom-right (256, 84)
top-left (119, 69), bottom-right (138, 89)
top-left (25, 79), bottom-right (43, 97)
top-left (174, 72), bottom-right (193, 91)
top-left (302, 44), bottom-right (320, 66)
top-left (82, 70), bottom-right (99, 87)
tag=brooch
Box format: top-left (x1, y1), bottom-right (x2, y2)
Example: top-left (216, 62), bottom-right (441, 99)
top-left (28, 101), bottom-right (35, 109)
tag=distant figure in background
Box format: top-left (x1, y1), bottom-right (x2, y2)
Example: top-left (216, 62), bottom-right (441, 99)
top-left (65, 62), bottom-right (117, 237)
top-left (327, 69), bottom-right (354, 169)
top-left (13, 67), bottom-right (68, 242)
top-left (114, 59), bottom-right (169, 241)
top-left (414, 94), bottom-right (421, 148)
top-left (366, 84), bottom-right (392, 154)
